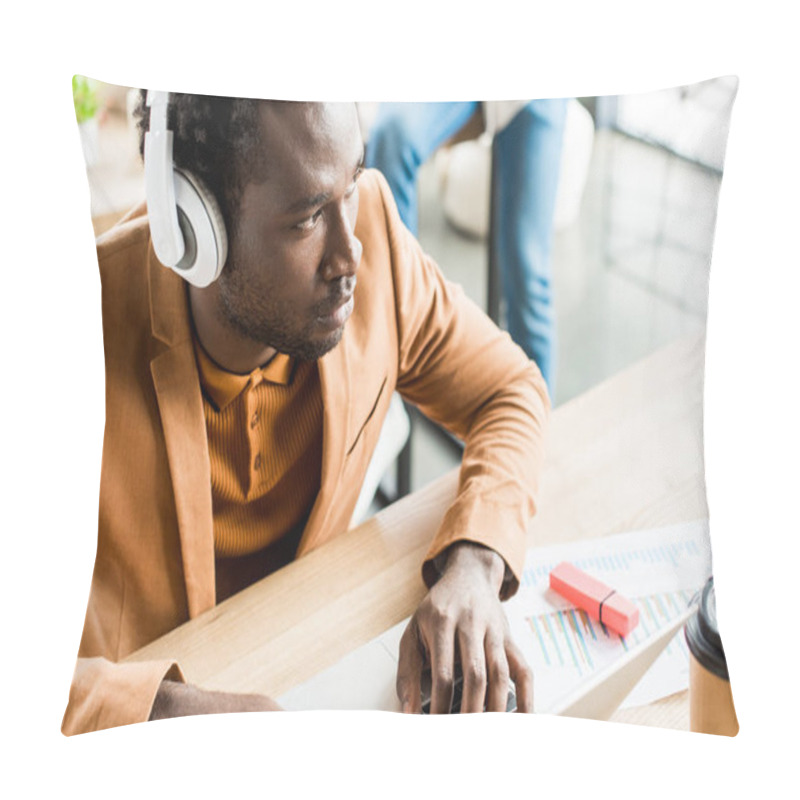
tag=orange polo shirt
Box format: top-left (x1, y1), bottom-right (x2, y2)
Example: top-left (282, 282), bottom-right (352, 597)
top-left (193, 338), bottom-right (323, 568)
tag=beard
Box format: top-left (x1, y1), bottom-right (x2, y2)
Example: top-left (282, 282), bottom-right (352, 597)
top-left (216, 270), bottom-right (351, 362)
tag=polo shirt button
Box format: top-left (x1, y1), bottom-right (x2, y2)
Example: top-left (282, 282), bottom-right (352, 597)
top-left (251, 411), bottom-right (260, 429)
top-left (253, 454), bottom-right (262, 471)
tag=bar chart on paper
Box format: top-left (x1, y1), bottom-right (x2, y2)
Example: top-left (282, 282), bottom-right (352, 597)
top-left (519, 589), bottom-right (695, 710)
top-left (504, 521), bottom-right (712, 712)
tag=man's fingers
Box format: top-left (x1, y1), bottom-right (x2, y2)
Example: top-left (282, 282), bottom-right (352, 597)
top-left (484, 630), bottom-right (511, 712)
top-left (458, 624), bottom-right (488, 713)
top-left (429, 617), bottom-right (456, 714)
top-left (397, 621), bottom-right (424, 713)
top-left (507, 639), bottom-right (534, 713)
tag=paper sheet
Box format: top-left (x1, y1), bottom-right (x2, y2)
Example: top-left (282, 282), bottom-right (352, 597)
top-left (504, 520), bottom-right (712, 711)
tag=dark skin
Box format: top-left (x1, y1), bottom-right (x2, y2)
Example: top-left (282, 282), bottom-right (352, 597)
top-left (398, 542), bottom-right (533, 714)
top-left (189, 102), bottom-right (363, 372)
top-left (151, 102), bottom-right (533, 720)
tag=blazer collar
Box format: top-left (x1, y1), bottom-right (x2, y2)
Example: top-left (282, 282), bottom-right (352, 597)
top-left (148, 242), bottom-right (192, 347)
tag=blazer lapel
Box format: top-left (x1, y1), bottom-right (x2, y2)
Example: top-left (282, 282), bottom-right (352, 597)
top-left (148, 245), bottom-right (216, 618)
top-left (296, 337), bottom-right (351, 556)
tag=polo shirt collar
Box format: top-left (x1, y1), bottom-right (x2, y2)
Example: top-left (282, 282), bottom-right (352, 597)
top-left (193, 336), bottom-right (294, 411)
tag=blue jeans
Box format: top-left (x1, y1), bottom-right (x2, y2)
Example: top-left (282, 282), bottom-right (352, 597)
top-left (365, 100), bottom-right (567, 395)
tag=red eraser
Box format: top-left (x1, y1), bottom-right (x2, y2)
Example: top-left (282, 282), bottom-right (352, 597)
top-left (549, 561), bottom-right (639, 637)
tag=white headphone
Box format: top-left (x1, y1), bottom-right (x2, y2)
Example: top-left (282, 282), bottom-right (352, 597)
top-left (144, 90), bottom-right (228, 287)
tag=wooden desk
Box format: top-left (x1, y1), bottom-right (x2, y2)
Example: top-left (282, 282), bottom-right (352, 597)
top-left (128, 333), bottom-right (707, 730)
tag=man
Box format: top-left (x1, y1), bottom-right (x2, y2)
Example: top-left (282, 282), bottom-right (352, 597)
top-left (62, 94), bottom-right (549, 734)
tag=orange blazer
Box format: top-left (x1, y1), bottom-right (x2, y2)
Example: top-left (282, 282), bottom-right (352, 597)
top-left (62, 170), bottom-right (549, 735)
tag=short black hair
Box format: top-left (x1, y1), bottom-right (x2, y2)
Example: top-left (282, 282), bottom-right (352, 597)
top-left (134, 90), bottom-right (264, 237)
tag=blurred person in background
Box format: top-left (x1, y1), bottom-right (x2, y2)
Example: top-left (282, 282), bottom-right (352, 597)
top-left (366, 100), bottom-right (567, 395)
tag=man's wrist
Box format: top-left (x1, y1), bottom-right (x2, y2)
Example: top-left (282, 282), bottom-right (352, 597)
top-left (438, 541), bottom-right (507, 595)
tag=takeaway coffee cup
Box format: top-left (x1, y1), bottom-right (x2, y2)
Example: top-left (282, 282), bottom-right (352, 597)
top-left (684, 577), bottom-right (739, 736)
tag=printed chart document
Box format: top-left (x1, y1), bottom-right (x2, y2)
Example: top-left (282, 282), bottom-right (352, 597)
top-left (279, 520), bottom-right (712, 713)
top-left (504, 520), bottom-right (712, 711)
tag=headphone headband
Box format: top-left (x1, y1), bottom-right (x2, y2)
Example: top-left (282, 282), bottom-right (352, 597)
top-left (144, 91), bottom-right (185, 267)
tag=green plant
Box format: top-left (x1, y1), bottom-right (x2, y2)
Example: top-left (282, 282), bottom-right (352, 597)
top-left (72, 75), bottom-right (98, 124)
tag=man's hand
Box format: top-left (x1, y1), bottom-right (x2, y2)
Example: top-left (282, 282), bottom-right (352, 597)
top-left (149, 680), bottom-right (283, 721)
top-left (397, 542), bottom-right (533, 713)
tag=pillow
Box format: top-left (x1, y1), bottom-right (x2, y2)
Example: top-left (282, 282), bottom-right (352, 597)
top-left (64, 77), bottom-right (738, 736)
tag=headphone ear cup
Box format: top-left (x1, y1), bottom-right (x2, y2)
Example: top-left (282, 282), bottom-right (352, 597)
top-left (171, 168), bottom-right (229, 287)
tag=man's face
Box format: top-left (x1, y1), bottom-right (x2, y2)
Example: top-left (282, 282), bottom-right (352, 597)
top-left (216, 102), bottom-right (365, 362)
